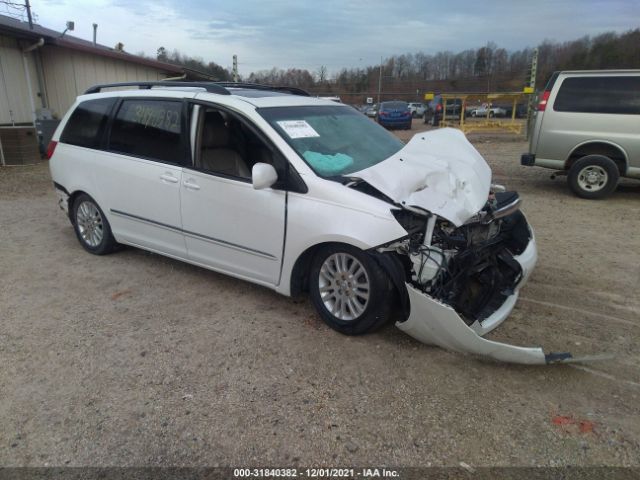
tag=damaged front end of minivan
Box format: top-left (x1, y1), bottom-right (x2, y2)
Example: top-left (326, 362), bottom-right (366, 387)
top-left (350, 129), bottom-right (576, 364)
top-left (380, 193), bottom-right (574, 364)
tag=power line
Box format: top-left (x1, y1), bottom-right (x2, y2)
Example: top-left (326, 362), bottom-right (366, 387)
top-left (0, 0), bottom-right (37, 24)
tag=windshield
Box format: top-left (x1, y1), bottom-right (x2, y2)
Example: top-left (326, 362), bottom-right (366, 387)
top-left (259, 105), bottom-right (404, 177)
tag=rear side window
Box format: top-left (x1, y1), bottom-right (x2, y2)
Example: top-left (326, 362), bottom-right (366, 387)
top-left (60, 98), bottom-right (115, 148)
top-left (554, 76), bottom-right (640, 114)
top-left (108, 99), bottom-right (184, 163)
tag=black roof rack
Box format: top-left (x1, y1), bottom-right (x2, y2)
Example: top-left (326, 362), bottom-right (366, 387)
top-left (84, 81), bottom-right (231, 95)
top-left (83, 81), bottom-right (311, 97)
top-left (213, 82), bottom-right (311, 97)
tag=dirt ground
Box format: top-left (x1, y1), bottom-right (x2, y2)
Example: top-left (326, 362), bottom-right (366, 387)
top-left (1, 121), bottom-right (639, 468)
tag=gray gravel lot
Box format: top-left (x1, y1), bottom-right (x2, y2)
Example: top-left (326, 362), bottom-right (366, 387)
top-left (1, 124), bottom-right (639, 467)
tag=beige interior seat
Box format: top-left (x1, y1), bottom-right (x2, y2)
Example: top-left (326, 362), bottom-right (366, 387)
top-left (200, 112), bottom-right (250, 178)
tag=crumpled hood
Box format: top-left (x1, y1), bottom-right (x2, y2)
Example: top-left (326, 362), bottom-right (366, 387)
top-left (351, 128), bottom-right (492, 226)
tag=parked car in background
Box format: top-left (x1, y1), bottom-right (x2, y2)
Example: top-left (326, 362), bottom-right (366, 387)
top-left (469, 104), bottom-right (507, 118)
top-left (500, 103), bottom-right (528, 118)
top-left (424, 96), bottom-right (465, 126)
top-left (377, 101), bottom-right (412, 130)
top-left (363, 105), bottom-right (377, 118)
top-left (522, 70), bottom-right (640, 199)
top-left (408, 102), bottom-right (426, 118)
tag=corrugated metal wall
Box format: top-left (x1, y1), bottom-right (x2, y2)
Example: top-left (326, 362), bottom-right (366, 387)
top-left (41, 46), bottom-right (168, 118)
top-left (0, 34), bottom-right (42, 124)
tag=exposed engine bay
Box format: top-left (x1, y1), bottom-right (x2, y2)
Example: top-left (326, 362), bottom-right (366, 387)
top-left (390, 190), bottom-right (531, 326)
top-left (344, 129), bottom-right (587, 364)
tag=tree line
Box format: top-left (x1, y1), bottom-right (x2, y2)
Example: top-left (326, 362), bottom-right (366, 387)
top-left (152, 28), bottom-right (640, 98)
top-left (155, 47), bottom-right (232, 81)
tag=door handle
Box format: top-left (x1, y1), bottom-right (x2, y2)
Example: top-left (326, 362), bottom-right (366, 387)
top-left (160, 174), bottom-right (179, 183)
top-left (183, 180), bottom-right (200, 191)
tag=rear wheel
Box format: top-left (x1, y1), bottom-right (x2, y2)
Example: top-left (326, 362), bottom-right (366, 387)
top-left (568, 155), bottom-right (619, 199)
top-left (72, 193), bottom-right (117, 254)
top-left (309, 245), bottom-right (393, 335)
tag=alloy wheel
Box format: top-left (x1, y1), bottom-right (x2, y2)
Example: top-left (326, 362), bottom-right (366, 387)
top-left (76, 201), bottom-right (104, 247)
top-left (318, 253), bottom-right (370, 321)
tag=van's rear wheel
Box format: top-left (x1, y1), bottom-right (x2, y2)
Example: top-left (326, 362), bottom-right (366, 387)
top-left (309, 245), bottom-right (393, 335)
top-left (568, 155), bottom-right (619, 199)
top-left (72, 193), bottom-right (117, 255)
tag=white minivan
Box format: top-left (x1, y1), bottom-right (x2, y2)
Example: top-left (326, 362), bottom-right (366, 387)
top-left (48, 81), bottom-right (567, 364)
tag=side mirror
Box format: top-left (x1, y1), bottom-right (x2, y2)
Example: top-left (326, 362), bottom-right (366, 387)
top-left (252, 162), bottom-right (278, 190)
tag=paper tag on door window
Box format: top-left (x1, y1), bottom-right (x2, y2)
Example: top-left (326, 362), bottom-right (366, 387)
top-left (276, 120), bottom-right (320, 139)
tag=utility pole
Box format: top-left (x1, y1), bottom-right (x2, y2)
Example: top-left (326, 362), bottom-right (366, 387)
top-left (232, 55), bottom-right (238, 82)
top-left (377, 56), bottom-right (382, 105)
top-left (529, 47), bottom-right (538, 90)
top-left (25, 0), bottom-right (33, 29)
top-left (525, 48), bottom-right (539, 140)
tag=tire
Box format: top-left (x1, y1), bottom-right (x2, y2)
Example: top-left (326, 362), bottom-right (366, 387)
top-left (309, 245), bottom-right (394, 335)
top-left (411, 111), bottom-right (417, 118)
top-left (71, 193), bottom-right (117, 255)
top-left (568, 155), bottom-right (620, 199)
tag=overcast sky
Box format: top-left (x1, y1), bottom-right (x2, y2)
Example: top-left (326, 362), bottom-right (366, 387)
top-left (30, 0), bottom-right (639, 75)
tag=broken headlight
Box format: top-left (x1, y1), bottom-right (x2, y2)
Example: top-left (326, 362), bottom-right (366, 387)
top-left (391, 209), bottom-right (429, 240)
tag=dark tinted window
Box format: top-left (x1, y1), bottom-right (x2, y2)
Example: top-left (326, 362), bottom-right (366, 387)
top-left (109, 99), bottom-right (183, 163)
top-left (554, 76), bottom-right (640, 114)
top-left (60, 98), bottom-right (115, 148)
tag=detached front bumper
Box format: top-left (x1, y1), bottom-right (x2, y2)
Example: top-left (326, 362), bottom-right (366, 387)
top-left (396, 231), bottom-right (574, 365)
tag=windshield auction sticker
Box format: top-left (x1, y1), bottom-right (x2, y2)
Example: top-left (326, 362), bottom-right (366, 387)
top-left (277, 120), bottom-right (320, 139)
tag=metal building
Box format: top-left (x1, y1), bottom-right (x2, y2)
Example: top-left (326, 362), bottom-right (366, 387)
top-left (0, 14), bottom-right (187, 165)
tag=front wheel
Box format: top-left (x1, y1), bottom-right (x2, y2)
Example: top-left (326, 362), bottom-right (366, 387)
top-left (568, 155), bottom-right (619, 199)
top-left (72, 193), bottom-right (117, 254)
top-left (309, 245), bottom-right (394, 335)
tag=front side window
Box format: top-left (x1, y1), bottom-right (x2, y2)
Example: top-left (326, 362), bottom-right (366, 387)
top-left (108, 99), bottom-right (183, 163)
top-left (191, 108), bottom-right (254, 179)
top-left (60, 98), bottom-right (116, 148)
top-left (259, 105), bottom-right (404, 177)
top-left (554, 76), bottom-right (640, 114)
